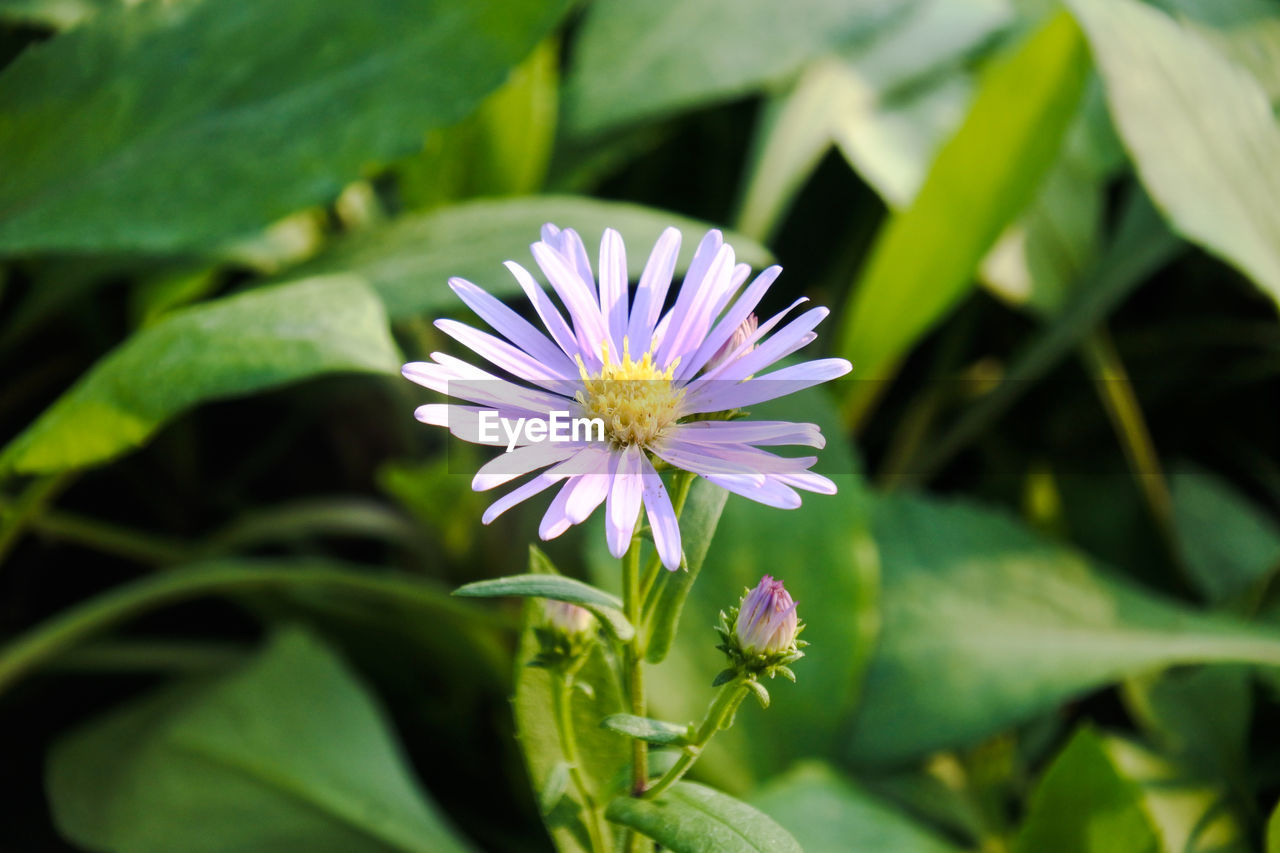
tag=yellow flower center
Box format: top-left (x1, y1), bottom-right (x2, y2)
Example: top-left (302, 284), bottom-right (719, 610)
top-left (576, 340), bottom-right (684, 447)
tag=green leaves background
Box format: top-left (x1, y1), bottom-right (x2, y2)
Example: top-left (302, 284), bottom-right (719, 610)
top-left (3, 0), bottom-right (1280, 850)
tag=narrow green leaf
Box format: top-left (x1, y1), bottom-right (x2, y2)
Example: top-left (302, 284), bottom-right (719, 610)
top-left (606, 782), bottom-right (801, 853)
top-left (454, 573), bottom-right (634, 642)
top-left (847, 494), bottom-right (1280, 765)
top-left (292, 195), bottom-right (772, 320)
top-left (565, 0), bottom-right (898, 135)
top-left (0, 0), bottom-right (572, 253)
top-left (1269, 800), bottom-right (1280, 853)
top-left (645, 478), bottom-right (728, 664)
top-left (47, 629), bottom-right (473, 853)
top-left (836, 11), bottom-right (1089, 413)
top-left (750, 762), bottom-right (963, 853)
top-left (1067, 0), bottom-right (1280, 311)
top-left (0, 276), bottom-right (398, 475)
top-left (514, 603), bottom-right (627, 853)
top-left (0, 559), bottom-right (491, 697)
top-left (601, 714), bottom-right (690, 747)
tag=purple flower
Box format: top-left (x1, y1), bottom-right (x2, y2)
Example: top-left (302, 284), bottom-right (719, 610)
top-left (734, 575), bottom-right (799, 656)
top-left (403, 224), bottom-right (851, 570)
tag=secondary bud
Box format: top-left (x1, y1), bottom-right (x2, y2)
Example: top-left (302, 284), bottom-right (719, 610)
top-left (706, 314), bottom-right (758, 372)
top-left (532, 600), bottom-right (598, 669)
top-left (715, 575), bottom-right (806, 683)
top-left (735, 575), bottom-right (799, 655)
top-left (546, 600), bottom-right (595, 640)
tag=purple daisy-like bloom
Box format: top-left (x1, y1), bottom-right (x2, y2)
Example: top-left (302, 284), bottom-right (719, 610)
top-left (402, 224), bottom-right (851, 570)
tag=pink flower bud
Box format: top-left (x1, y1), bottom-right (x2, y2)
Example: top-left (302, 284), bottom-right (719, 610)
top-left (734, 575), bottom-right (798, 656)
top-left (706, 314), bottom-right (758, 372)
top-left (545, 600), bottom-right (595, 639)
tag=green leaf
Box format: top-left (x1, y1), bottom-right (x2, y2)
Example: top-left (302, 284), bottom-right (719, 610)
top-left (634, 385), bottom-right (877, 791)
top-left (0, 0), bottom-right (105, 29)
top-left (1170, 463), bottom-right (1280, 605)
top-left (847, 494), bottom-right (1280, 765)
top-left (1066, 0), bottom-right (1280, 311)
top-left (1269, 800), bottom-right (1280, 853)
top-left (601, 714), bottom-right (690, 747)
top-left (835, 11), bottom-right (1089, 410)
top-left (644, 477), bottom-right (729, 664)
top-left (1016, 727), bottom-right (1248, 853)
top-left (292, 195), bottom-right (772, 320)
top-left (1148, 0), bottom-right (1280, 103)
top-left (749, 762), bottom-right (963, 853)
top-left (565, 0), bottom-right (898, 135)
top-left (0, 0), bottom-right (571, 254)
top-left (397, 40), bottom-right (559, 210)
top-left (46, 629), bottom-right (473, 853)
top-left (514, 602), bottom-right (627, 853)
top-left (606, 781), bottom-right (801, 853)
top-left (1122, 665), bottom-right (1252, 784)
top-left (736, 0), bottom-right (1010, 238)
top-left (1015, 728), bottom-right (1161, 853)
top-left (454, 573), bottom-right (634, 642)
top-left (0, 276), bottom-right (397, 475)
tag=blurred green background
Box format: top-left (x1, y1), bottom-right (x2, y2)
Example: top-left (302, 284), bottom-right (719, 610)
top-left (2, 0), bottom-right (1280, 850)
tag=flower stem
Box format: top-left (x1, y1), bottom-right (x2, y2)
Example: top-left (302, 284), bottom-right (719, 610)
top-left (644, 675), bottom-right (749, 799)
top-left (553, 665), bottom-right (607, 853)
top-left (622, 535), bottom-right (646, 794)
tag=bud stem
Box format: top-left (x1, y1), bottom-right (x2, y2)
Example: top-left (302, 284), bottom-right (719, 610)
top-left (552, 667), bottom-right (608, 853)
top-left (642, 675), bottom-right (750, 799)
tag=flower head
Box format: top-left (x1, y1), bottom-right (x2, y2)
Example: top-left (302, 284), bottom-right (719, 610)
top-left (403, 224), bottom-right (852, 570)
top-left (715, 575), bottom-right (806, 681)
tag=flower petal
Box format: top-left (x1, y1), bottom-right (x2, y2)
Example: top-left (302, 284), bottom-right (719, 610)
top-left (472, 442), bottom-right (586, 491)
top-left (676, 265), bottom-right (780, 380)
top-left (639, 453), bottom-right (682, 570)
top-left (652, 229), bottom-right (722, 357)
top-left (448, 277), bottom-right (577, 375)
top-left (482, 471), bottom-right (564, 524)
top-left (655, 243), bottom-right (735, 369)
top-left (626, 228), bottom-right (681, 349)
top-left (435, 319), bottom-right (578, 393)
top-left (503, 260), bottom-right (580, 360)
top-left (532, 240), bottom-right (608, 359)
top-left (606, 445), bottom-right (643, 558)
top-left (665, 420), bottom-right (825, 449)
top-left (681, 358), bottom-right (853, 414)
top-left (598, 228), bottom-right (628, 353)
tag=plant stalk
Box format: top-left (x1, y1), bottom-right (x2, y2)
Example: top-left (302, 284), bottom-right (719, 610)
top-left (553, 664), bottom-right (607, 853)
top-left (644, 676), bottom-right (749, 799)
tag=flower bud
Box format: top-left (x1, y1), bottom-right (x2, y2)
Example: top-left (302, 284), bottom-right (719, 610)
top-left (715, 575), bottom-right (806, 682)
top-left (706, 314), bottom-right (758, 372)
top-left (545, 600), bottom-right (596, 641)
top-left (532, 600), bottom-right (598, 669)
top-left (734, 575), bottom-right (798, 655)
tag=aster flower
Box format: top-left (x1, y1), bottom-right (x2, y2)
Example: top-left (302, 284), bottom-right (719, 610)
top-left (402, 224), bottom-right (851, 570)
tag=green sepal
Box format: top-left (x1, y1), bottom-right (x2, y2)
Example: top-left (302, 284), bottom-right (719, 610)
top-left (711, 668), bottom-right (737, 687)
top-left (745, 679), bottom-right (771, 709)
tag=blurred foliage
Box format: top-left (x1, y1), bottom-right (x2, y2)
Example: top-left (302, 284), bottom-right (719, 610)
top-left (2, 0), bottom-right (1280, 850)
